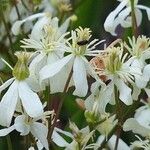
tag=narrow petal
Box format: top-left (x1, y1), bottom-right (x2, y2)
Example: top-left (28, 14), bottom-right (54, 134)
top-left (135, 9), bottom-right (142, 26)
top-left (0, 125), bottom-right (15, 136)
top-left (59, 17), bottom-right (70, 34)
top-left (12, 13), bottom-right (45, 35)
top-left (31, 122), bottom-right (49, 150)
top-left (0, 80), bottom-right (19, 127)
top-left (115, 79), bottom-right (132, 105)
top-left (40, 54), bottom-right (73, 81)
top-left (73, 57), bottom-right (88, 97)
top-left (0, 78), bottom-right (15, 93)
top-left (18, 81), bottom-right (43, 118)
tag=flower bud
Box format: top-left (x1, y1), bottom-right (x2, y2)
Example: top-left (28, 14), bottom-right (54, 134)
top-left (13, 52), bottom-right (30, 80)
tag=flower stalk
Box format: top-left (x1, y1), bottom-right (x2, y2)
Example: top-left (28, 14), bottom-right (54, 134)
top-left (130, 0), bottom-right (138, 38)
top-left (48, 68), bottom-right (73, 144)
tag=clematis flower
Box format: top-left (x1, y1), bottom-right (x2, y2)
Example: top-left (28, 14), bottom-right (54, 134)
top-left (0, 113), bottom-right (49, 150)
top-left (104, 0), bottom-right (150, 36)
top-left (0, 52), bottom-right (43, 127)
top-left (123, 104), bottom-right (150, 137)
top-left (91, 45), bottom-right (137, 105)
top-left (124, 36), bottom-right (150, 89)
top-left (21, 16), bottom-right (71, 93)
top-left (40, 27), bottom-right (105, 97)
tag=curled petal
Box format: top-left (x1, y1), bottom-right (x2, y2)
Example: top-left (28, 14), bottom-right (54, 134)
top-left (12, 13), bottom-right (45, 35)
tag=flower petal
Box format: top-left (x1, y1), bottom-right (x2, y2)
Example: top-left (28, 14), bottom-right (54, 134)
top-left (137, 5), bottom-right (150, 20)
top-left (73, 57), bottom-right (88, 97)
top-left (31, 16), bottom-right (50, 41)
top-left (0, 77), bottom-right (15, 93)
top-left (104, 0), bottom-right (128, 35)
top-left (31, 122), bottom-right (49, 150)
top-left (40, 54), bottom-right (73, 81)
top-left (115, 79), bottom-right (132, 105)
top-left (0, 125), bottom-right (15, 136)
top-left (123, 118), bottom-right (150, 137)
top-left (18, 81), bottom-right (43, 118)
top-left (52, 129), bottom-right (69, 147)
top-left (0, 80), bottom-right (19, 127)
top-left (12, 13), bottom-right (45, 35)
top-left (14, 115), bottom-right (30, 136)
top-left (108, 135), bottom-right (130, 150)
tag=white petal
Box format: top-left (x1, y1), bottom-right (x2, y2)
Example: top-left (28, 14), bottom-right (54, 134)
top-left (12, 13), bottom-right (45, 35)
top-left (108, 135), bottom-right (130, 150)
top-left (50, 63), bottom-right (72, 93)
top-left (0, 125), bottom-right (15, 136)
top-left (0, 77), bottom-right (15, 93)
top-left (31, 122), bottom-right (49, 150)
top-left (137, 5), bottom-right (150, 20)
top-left (123, 118), bottom-right (150, 137)
top-left (143, 64), bottom-right (150, 82)
top-left (31, 16), bottom-right (50, 41)
top-left (135, 9), bottom-right (142, 27)
top-left (40, 54), bottom-right (73, 81)
top-left (52, 130), bottom-right (69, 147)
top-left (59, 17), bottom-right (70, 34)
top-left (115, 79), bottom-right (132, 105)
top-left (0, 80), bottom-right (19, 127)
top-left (14, 115), bottom-right (30, 136)
top-left (73, 57), bottom-right (88, 97)
top-left (104, 0), bottom-right (128, 35)
top-left (98, 83), bottom-right (113, 114)
top-left (18, 81), bottom-right (43, 118)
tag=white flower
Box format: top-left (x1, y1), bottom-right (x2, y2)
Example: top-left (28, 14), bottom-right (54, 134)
top-left (0, 53), bottom-right (43, 127)
top-left (40, 27), bottom-right (105, 97)
top-left (21, 16), bottom-right (70, 93)
top-left (0, 78), bottom-right (43, 127)
top-left (0, 113), bottom-right (49, 150)
top-left (123, 104), bottom-right (150, 137)
top-left (91, 46), bottom-right (136, 105)
top-left (104, 0), bottom-right (150, 36)
top-left (124, 36), bottom-right (150, 89)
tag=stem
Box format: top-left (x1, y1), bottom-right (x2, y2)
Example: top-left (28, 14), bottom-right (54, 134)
top-left (130, 0), bottom-right (138, 37)
top-left (13, 1), bottom-right (21, 20)
top-left (114, 85), bottom-right (122, 150)
top-left (1, 10), bottom-right (13, 46)
top-left (6, 135), bottom-right (13, 150)
top-left (48, 68), bottom-right (73, 143)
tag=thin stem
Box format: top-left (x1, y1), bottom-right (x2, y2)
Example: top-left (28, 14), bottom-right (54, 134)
top-left (1, 10), bottom-right (13, 45)
top-left (48, 68), bottom-right (73, 143)
top-left (130, 0), bottom-right (138, 38)
top-left (13, 1), bottom-right (21, 20)
top-left (6, 135), bottom-right (13, 150)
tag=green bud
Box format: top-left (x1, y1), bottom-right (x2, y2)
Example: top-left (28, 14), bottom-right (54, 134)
top-left (13, 52), bottom-right (30, 81)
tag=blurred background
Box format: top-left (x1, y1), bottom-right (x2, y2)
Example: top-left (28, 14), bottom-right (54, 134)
top-left (0, 0), bottom-right (150, 149)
